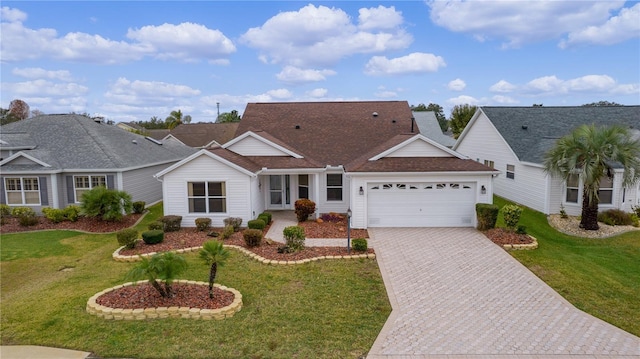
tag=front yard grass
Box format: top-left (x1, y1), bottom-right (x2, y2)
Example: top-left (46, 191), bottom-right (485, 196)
top-left (0, 203), bottom-right (391, 359)
top-left (494, 196), bottom-right (640, 337)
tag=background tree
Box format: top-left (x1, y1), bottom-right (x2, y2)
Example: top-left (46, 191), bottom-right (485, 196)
top-left (412, 103), bottom-right (448, 132)
top-left (543, 124), bottom-right (640, 230)
top-left (216, 110), bottom-right (242, 123)
top-left (165, 110), bottom-right (192, 129)
top-left (9, 99), bottom-right (30, 120)
top-left (449, 104), bottom-right (478, 139)
top-left (31, 109), bottom-right (45, 117)
top-left (582, 101), bottom-right (623, 107)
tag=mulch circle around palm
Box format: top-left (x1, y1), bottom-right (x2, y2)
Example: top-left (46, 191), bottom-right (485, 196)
top-left (483, 228), bottom-right (534, 245)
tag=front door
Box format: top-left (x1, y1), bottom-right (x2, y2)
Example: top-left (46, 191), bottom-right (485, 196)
top-left (268, 175), bottom-right (290, 209)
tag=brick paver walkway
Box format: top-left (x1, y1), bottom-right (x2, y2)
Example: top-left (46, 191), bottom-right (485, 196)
top-left (367, 227), bottom-right (640, 359)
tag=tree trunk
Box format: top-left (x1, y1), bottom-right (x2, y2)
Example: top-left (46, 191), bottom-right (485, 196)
top-left (209, 263), bottom-right (218, 299)
top-left (164, 282), bottom-right (174, 298)
top-left (580, 187), bottom-right (600, 230)
top-left (150, 279), bottom-right (168, 298)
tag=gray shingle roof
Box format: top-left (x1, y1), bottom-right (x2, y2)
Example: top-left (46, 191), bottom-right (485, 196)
top-left (479, 106), bottom-right (640, 164)
top-left (412, 111), bottom-right (456, 147)
top-left (0, 114), bottom-right (197, 172)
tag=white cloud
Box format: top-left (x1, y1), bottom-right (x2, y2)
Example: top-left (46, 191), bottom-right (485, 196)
top-left (447, 95), bottom-right (481, 107)
top-left (364, 52), bottom-right (446, 76)
top-left (276, 66), bottom-right (336, 84)
top-left (523, 74), bottom-right (632, 95)
top-left (490, 80), bottom-right (517, 93)
top-left (3, 79), bottom-right (89, 97)
top-left (12, 67), bottom-right (74, 82)
top-left (240, 4), bottom-right (412, 67)
top-left (375, 90), bottom-right (397, 98)
top-left (560, 3), bottom-right (640, 48)
top-left (428, 1), bottom-right (626, 48)
top-left (358, 5), bottom-right (403, 30)
top-left (1, 6), bottom-right (27, 22)
top-left (492, 95), bottom-right (519, 105)
top-left (126, 22), bottom-right (236, 61)
top-left (266, 88), bottom-right (293, 99)
top-left (104, 78), bottom-right (201, 106)
top-left (448, 78), bottom-right (466, 91)
top-left (307, 88), bottom-right (328, 98)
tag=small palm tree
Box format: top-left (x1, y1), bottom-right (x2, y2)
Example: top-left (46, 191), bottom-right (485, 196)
top-left (165, 109), bottom-right (192, 130)
top-left (126, 252), bottom-right (187, 298)
top-left (544, 124), bottom-right (640, 230)
top-left (199, 240), bottom-right (230, 299)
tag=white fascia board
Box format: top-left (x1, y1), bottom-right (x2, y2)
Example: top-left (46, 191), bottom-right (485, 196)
top-left (0, 151), bottom-right (51, 167)
top-left (222, 131), bottom-right (303, 159)
top-left (368, 134), bottom-right (465, 161)
top-left (259, 168), bottom-right (325, 174)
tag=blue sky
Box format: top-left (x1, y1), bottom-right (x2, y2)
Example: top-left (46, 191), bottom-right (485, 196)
top-left (1, 1), bottom-right (639, 123)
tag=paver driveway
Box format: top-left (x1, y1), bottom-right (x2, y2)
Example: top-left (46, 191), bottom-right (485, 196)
top-left (367, 227), bottom-right (640, 358)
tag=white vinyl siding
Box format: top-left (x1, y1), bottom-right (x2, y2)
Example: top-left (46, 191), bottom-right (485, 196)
top-left (225, 136), bottom-right (290, 156)
top-left (386, 140), bottom-right (451, 157)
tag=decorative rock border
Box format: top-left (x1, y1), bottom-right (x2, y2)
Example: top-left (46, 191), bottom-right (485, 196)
top-left (86, 280), bottom-right (242, 320)
top-left (502, 235), bottom-right (538, 250)
top-left (113, 244), bottom-right (375, 263)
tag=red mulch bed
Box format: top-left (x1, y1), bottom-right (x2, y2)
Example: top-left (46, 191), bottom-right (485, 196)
top-left (0, 214), bottom-right (143, 234)
top-left (96, 282), bottom-right (234, 310)
top-left (299, 219), bottom-right (369, 238)
top-left (483, 228), bottom-right (534, 245)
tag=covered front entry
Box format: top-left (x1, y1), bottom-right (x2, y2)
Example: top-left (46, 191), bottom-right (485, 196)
top-left (367, 182), bottom-right (476, 227)
top-left (266, 174), bottom-right (311, 210)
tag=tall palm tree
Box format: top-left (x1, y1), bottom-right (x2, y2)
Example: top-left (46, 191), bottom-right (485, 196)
top-left (544, 124), bottom-right (640, 230)
top-left (199, 240), bottom-right (230, 299)
top-left (166, 109), bottom-right (192, 129)
top-left (126, 252), bottom-right (187, 297)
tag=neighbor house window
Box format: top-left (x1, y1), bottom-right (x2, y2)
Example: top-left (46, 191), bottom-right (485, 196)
top-left (484, 160), bottom-right (494, 169)
top-left (598, 175), bottom-right (613, 205)
top-left (188, 181), bottom-right (226, 213)
top-left (74, 175), bottom-right (106, 202)
top-left (4, 177), bottom-right (40, 205)
top-left (326, 174), bottom-right (343, 201)
top-left (506, 164), bottom-right (515, 179)
top-left (565, 174), bottom-right (579, 203)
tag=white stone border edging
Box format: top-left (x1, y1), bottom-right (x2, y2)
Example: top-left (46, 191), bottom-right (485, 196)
top-left (503, 235), bottom-right (538, 250)
top-left (86, 280), bottom-right (242, 320)
top-left (113, 243), bottom-right (375, 264)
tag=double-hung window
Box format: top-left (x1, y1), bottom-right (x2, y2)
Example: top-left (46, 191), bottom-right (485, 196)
top-left (484, 160), bottom-right (495, 169)
top-left (598, 175), bottom-right (613, 205)
top-left (5, 177), bottom-right (40, 205)
top-left (74, 175), bottom-right (106, 202)
top-left (188, 181), bottom-right (226, 213)
top-left (506, 164), bottom-right (515, 179)
top-left (565, 173), bottom-right (613, 205)
top-left (565, 174), bottom-right (579, 203)
top-left (326, 174), bottom-right (343, 201)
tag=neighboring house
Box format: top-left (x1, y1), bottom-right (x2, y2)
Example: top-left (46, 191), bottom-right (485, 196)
top-left (116, 121), bottom-right (145, 132)
top-left (412, 111), bottom-right (456, 147)
top-left (155, 101), bottom-right (497, 229)
top-left (0, 114), bottom-right (197, 213)
top-left (453, 106), bottom-right (640, 216)
top-left (160, 122), bottom-right (239, 148)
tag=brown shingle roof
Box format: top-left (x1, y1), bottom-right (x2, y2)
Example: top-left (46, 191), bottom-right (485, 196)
top-left (236, 101), bottom-right (416, 166)
top-left (348, 157), bottom-right (497, 172)
top-left (169, 123), bottom-right (239, 147)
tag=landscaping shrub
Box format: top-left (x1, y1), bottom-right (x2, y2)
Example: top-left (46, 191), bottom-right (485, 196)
top-left (243, 228), bottom-right (263, 247)
top-left (132, 201), bottom-right (146, 214)
top-left (142, 229), bottom-right (164, 244)
top-left (258, 214), bottom-right (270, 226)
top-left (117, 228), bottom-right (138, 249)
top-left (80, 186), bottom-right (133, 222)
top-left (18, 214), bottom-right (39, 227)
top-left (476, 203), bottom-right (499, 230)
top-left (220, 225), bottom-right (235, 240)
top-left (248, 219), bottom-right (266, 230)
top-left (259, 212), bottom-right (272, 224)
top-left (11, 207), bottom-right (38, 227)
top-left (42, 207), bottom-right (66, 223)
top-left (294, 199), bottom-right (316, 222)
top-left (320, 212), bottom-right (343, 222)
top-left (516, 225), bottom-right (528, 235)
top-left (633, 205), bottom-right (640, 218)
top-left (223, 217), bottom-right (242, 232)
top-left (352, 238), bottom-right (368, 252)
top-left (195, 218), bottom-right (212, 232)
top-left (283, 225), bottom-right (305, 252)
top-left (148, 221), bottom-right (164, 231)
top-left (502, 204), bottom-right (523, 230)
top-left (161, 215), bottom-right (182, 232)
top-left (597, 209), bottom-right (634, 226)
top-left (63, 205), bottom-right (80, 222)
top-left (0, 204), bottom-right (11, 218)
top-left (631, 214), bottom-right (639, 227)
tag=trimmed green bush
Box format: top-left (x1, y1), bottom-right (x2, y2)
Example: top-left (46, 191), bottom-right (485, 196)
top-left (502, 204), bottom-right (523, 230)
top-left (248, 219), bottom-right (266, 230)
top-left (258, 214), bottom-right (270, 226)
top-left (223, 217), bottom-right (242, 232)
top-left (220, 225), bottom-right (235, 240)
top-left (117, 228), bottom-right (138, 249)
top-left (516, 225), bottom-right (528, 235)
top-left (11, 206), bottom-right (34, 218)
top-left (63, 205), bottom-right (81, 222)
top-left (597, 209), bottom-right (634, 226)
top-left (195, 218), bottom-right (212, 232)
top-left (352, 238), bottom-right (368, 252)
top-left (142, 230), bottom-right (164, 244)
top-left (148, 221), bottom-right (164, 231)
top-left (294, 199), bottom-right (316, 222)
top-left (243, 228), bottom-right (263, 247)
top-left (18, 214), bottom-right (39, 227)
top-left (80, 186), bottom-right (133, 222)
top-left (42, 207), bottom-right (66, 223)
top-left (132, 201), bottom-right (146, 214)
top-left (160, 215), bottom-right (182, 232)
top-left (260, 212), bottom-right (272, 224)
top-left (0, 204), bottom-right (11, 218)
top-left (283, 225), bottom-right (305, 252)
top-left (476, 203), bottom-right (499, 230)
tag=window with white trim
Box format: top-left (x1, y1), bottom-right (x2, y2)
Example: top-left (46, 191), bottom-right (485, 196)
top-left (74, 175), bottom-right (106, 202)
top-left (564, 173), bottom-right (613, 205)
top-left (506, 164), bottom-right (515, 179)
top-left (4, 177), bottom-right (40, 205)
top-left (484, 160), bottom-right (494, 169)
top-left (326, 174), bottom-right (343, 201)
top-left (598, 175), bottom-right (613, 205)
top-left (566, 174), bottom-right (579, 203)
top-left (188, 182), bottom-right (226, 213)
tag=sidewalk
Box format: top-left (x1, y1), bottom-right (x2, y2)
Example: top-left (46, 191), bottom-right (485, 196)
top-left (0, 345), bottom-right (92, 359)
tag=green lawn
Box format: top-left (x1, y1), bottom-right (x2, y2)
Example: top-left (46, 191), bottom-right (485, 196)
top-left (494, 196), bottom-right (640, 337)
top-left (0, 203), bottom-right (391, 358)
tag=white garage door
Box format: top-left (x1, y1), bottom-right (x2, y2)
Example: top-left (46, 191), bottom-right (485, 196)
top-left (367, 182), bottom-right (476, 227)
